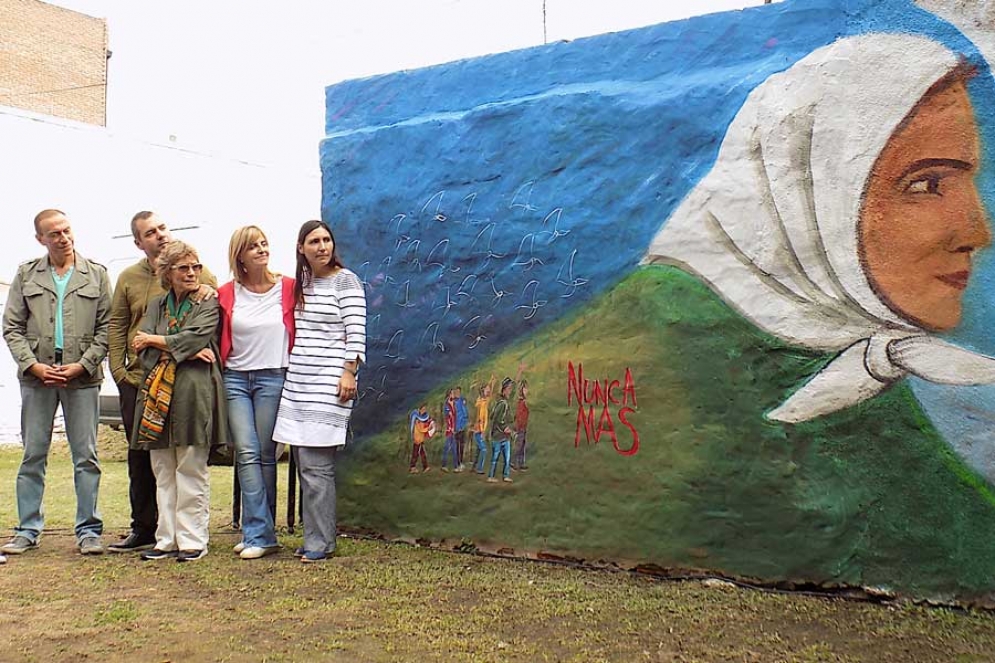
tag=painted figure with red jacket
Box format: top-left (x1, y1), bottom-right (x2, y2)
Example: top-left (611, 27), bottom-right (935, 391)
top-left (512, 379), bottom-right (530, 471)
top-left (441, 388), bottom-right (460, 472)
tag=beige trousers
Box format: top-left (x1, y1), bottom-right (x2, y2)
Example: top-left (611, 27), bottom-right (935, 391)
top-left (150, 445), bottom-right (210, 552)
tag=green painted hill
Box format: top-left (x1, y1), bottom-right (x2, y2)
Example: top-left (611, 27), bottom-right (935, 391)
top-left (338, 266), bottom-right (995, 600)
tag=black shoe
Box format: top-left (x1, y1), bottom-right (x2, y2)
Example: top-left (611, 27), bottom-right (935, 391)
top-left (141, 548), bottom-right (178, 561)
top-left (108, 532), bottom-right (156, 553)
top-left (176, 549), bottom-right (208, 563)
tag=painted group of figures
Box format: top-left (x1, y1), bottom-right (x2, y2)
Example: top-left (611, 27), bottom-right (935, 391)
top-left (0, 210), bottom-right (366, 565)
top-left (408, 367), bottom-right (531, 483)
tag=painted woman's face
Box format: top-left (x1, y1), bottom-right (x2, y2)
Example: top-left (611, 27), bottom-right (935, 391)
top-left (860, 80), bottom-right (991, 331)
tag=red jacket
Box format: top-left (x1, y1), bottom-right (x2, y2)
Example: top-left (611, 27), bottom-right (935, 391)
top-left (218, 276), bottom-right (296, 367)
top-left (515, 398), bottom-right (529, 431)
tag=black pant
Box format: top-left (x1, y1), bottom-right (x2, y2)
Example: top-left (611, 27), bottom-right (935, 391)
top-left (118, 381), bottom-right (157, 538)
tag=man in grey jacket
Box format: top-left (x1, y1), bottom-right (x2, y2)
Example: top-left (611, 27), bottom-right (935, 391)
top-left (1, 209), bottom-right (112, 556)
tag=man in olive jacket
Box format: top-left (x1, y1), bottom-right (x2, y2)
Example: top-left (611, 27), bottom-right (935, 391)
top-left (1, 209), bottom-right (112, 556)
top-left (106, 211), bottom-right (216, 552)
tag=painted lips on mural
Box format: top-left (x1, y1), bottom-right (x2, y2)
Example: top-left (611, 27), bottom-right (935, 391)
top-left (645, 33), bottom-right (995, 424)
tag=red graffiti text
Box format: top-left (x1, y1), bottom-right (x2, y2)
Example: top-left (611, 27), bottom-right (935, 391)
top-left (567, 362), bottom-right (639, 456)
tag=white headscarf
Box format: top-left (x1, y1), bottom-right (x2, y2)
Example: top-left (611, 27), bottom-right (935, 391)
top-left (645, 33), bottom-right (995, 423)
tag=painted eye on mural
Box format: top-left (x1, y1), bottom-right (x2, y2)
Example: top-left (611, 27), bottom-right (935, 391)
top-left (905, 173), bottom-right (944, 196)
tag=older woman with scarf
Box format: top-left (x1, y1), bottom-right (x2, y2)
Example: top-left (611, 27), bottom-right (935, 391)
top-left (130, 240), bottom-right (226, 563)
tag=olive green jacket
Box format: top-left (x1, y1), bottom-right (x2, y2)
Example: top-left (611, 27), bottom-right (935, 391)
top-left (2, 253), bottom-right (111, 388)
top-left (130, 295), bottom-right (227, 451)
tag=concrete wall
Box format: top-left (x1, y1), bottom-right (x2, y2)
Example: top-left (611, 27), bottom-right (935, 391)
top-left (0, 0), bottom-right (108, 125)
top-left (320, 0), bottom-right (995, 603)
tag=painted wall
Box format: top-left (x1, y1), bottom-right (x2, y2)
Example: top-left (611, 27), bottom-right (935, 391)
top-left (321, 0), bottom-right (995, 602)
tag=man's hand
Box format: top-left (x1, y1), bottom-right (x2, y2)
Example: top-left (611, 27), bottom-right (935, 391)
top-left (192, 284), bottom-right (217, 302)
top-left (28, 362), bottom-right (67, 387)
top-left (193, 348), bottom-right (216, 363)
top-left (53, 363), bottom-right (86, 382)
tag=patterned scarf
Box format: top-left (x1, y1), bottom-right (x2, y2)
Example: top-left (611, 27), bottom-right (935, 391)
top-left (136, 292), bottom-right (193, 446)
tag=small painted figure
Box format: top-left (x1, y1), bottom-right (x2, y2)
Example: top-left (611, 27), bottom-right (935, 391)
top-left (441, 389), bottom-right (459, 472)
top-left (472, 375), bottom-right (495, 474)
top-left (487, 365), bottom-right (524, 483)
top-left (409, 404), bottom-right (434, 473)
top-left (454, 386), bottom-right (469, 472)
top-left (512, 379), bottom-right (530, 471)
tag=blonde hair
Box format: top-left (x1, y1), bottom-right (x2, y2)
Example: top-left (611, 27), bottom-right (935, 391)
top-left (228, 225), bottom-right (278, 285)
top-left (157, 241), bottom-right (199, 290)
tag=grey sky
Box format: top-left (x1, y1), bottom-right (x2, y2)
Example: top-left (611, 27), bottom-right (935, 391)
top-left (43, 1), bottom-right (771, 171)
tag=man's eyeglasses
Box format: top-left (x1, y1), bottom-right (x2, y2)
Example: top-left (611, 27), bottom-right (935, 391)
top-left (171, 263), bottom-right (203, 274)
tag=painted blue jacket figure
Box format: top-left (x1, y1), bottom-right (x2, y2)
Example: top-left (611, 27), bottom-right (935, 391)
top-left (454, 387), bottom-right (469, 471)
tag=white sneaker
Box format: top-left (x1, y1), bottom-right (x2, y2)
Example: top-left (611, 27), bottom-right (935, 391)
top-left (240, 545), bottom-right (281, 560)
top-left (233, 541), bottom-right (245, 554)
top-left (0, 553), bottom-right (6, 564)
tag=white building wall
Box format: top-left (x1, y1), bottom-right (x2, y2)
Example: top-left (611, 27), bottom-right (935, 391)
top-left (0, 107), bottom-right (321, 438)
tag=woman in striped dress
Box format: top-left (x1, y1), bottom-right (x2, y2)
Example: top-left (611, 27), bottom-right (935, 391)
top-left (273, 220), bottom-right (366, 563)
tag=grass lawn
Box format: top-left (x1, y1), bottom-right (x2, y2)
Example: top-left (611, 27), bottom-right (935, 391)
top-left (0, 427), bottom-right (994, 662)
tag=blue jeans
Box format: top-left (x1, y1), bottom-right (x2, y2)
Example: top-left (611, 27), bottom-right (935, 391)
top-left (224, 368), bottom-right (283, 548)
top-left (473, 432), bottom-right (488, 473)
top-left (488, 438), bottom-right (511, 479)
top-left (17, 384), bottom-right (102, 543)
top-left (442, 434), bottom-right (457, 469)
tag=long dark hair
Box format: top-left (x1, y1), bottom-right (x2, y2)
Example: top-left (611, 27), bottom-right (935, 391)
top-left (294, 219), bottom-right (344, 311)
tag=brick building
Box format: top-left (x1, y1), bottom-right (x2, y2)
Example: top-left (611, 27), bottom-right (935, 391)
top-left (0, 0), bottom-right (108, 125)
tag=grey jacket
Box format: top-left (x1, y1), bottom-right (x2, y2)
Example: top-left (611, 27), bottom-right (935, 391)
top-left (2, 253), bottom-right (112, 388)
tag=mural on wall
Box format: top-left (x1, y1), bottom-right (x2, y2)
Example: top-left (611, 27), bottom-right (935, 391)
top-left (320, 0), bottom-right (995, 603)
top-left (646, 33), bottom-right (995, 424)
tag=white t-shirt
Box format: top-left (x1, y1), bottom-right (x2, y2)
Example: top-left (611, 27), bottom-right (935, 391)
top-left (226, 282), bottom-right (289, 371)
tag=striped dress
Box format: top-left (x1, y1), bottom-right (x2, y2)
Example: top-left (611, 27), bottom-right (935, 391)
top-left (273, 269), bottom-right (366, 447)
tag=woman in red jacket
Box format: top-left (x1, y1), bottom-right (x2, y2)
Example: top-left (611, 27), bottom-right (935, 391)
top-left (218, 226), bottom-right (295, 560)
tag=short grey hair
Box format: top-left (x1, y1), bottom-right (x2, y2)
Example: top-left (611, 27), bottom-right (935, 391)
top-left (157, 240), bottom-right (199, 290)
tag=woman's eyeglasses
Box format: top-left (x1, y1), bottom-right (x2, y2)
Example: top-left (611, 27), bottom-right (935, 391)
top-left (171, 263), bottom-right (203, 274)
